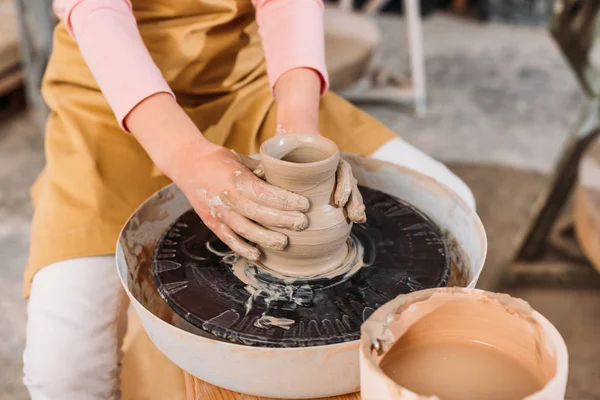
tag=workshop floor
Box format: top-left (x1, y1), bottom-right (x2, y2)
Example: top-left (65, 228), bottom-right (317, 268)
top-left (1, 13), bottom-right (599, 400)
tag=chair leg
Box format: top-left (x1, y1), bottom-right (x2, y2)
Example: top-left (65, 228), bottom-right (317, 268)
top-left (361, 0), bottom-right (427, 115)
top-left (517, 98), bottom-right (600, 261)
top-left (338, 0), bottom-right (353, 12)
top-left (362, 0), bottom-right (392, 14)
top-left (13, 0), bottom-right (55, 129)
top-left (403, 0), bottom-right (427, 116)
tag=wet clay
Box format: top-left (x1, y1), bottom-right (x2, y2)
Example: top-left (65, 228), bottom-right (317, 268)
top-left (259, 134), bottom-right (352, 276)
top-left (370, 291), bottom-right (557, 400)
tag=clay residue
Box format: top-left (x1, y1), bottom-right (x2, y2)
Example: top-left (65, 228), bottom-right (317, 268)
top-left (245, 234), bottom-right (365, 284)
top-left (254, 314), bottom-right (295, 330)
top-left (444, 233), bottom-right (470, 288)
top-left (206, 234), bottom-right (367, 330)
top-left (127, 237), bottom-right (179, 325)
top-left (136, 197), bottom-right (170, 224)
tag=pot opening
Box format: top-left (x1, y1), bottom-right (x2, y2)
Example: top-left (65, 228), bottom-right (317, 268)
top-left (260, 134), bottom-right (339, 166)
top-left (280, 145), bottom-right (332, 163)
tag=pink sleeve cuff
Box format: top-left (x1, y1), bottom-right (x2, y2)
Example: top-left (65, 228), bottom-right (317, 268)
top-left (64, 0), bottom-right (174, 131)
top-left (253, 0), bottom-right (329, 95)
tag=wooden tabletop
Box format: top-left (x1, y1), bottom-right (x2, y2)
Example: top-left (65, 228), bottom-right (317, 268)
top-left (184, 375), bottom-right (361, 400)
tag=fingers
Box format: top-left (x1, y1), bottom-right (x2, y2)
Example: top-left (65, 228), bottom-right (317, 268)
top-left (190, 201), bottom-right (262, 261)
top-left (231, 171), bottom-right (310, 212)
top-left (334, 159), bottom-right (353, 207)
top-left (230, 150), bottom-right (265, 178)
top-left (214, 223), bottom-right (261, 261)
top-left (346, 180), bottom-right (367, 223)
top-left (220, 191), bottom-right (308, 231)
top-left (216, 207), bottom-right (288, 250)
top-left (333, 159), bottom-right (366, 223)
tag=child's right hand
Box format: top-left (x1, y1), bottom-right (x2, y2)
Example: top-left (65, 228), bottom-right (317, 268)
top-left (166, 141), bottom-right (310, 260)
top-left (124, 93), bottom-right (309, 261)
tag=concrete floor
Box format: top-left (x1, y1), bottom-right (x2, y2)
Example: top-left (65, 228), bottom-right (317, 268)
top-left (1, 13), bottom-right (599, 400)
top-left (367, 14), bottom-right (585, 173)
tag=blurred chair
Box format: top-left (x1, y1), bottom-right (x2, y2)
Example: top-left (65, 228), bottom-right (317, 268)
top-left (514, 0), bottom-right (600, 278)
top-left (1, 1), bottom-right (21, 96)
top-left (325, 0), bottom-right (427, 115)
top-left (13, 0), bottom-right (55, 127)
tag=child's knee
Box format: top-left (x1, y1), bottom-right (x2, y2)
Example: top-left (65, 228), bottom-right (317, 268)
top-left (23, 256), bottom-right (124, 399)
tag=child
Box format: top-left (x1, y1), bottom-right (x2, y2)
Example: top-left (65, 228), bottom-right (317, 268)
top-left (22, 0), bottom-right (475, 398)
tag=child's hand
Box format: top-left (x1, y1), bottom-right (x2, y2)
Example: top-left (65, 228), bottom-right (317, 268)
top-left (274, 68), bottom-right (367, 223)
top-left (166, 141), bottom-right (309, 261)
top-left (125, 93), bottom-right (310, 261)
top-left (237, 145), bottom-right (366, 224)
top-left (333, 158), bottom-right (366, 223)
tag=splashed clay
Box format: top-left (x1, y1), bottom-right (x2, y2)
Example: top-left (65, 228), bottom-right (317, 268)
top-left (360, 288), bottom-right (568, 400)
top-left (259, 134), bottom-right (352, 276)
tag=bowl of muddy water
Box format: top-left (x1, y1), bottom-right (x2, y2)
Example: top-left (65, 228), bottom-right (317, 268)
top-left (116, 156), bottom-right (487, 399)
top-left (360, 288), bottom-right (568, 400)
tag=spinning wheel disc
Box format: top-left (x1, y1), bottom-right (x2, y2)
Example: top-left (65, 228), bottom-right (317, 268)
top-left (153, 186), bottom-right (450, 348)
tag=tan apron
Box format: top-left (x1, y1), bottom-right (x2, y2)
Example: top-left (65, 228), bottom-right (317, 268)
top-left (26, 0), bottom-right (395, 397)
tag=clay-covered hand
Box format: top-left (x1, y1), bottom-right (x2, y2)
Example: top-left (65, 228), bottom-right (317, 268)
top-left (124, 94), bottom-right (310, 261)
top-left (234, 147), bottom-right (366, 223)
top-left (333, 158), bottom-right (366, 223)
top-left (168, 142), bottom-right (310, 261)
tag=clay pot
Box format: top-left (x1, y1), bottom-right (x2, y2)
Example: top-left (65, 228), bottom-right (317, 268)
top-left (259, 134), bottom-right (352, 277)
top-left (360, 288), bottom-right (568, 400)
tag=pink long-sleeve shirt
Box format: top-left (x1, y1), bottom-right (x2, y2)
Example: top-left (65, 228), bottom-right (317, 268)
top-left (53, 0), bottom-right (329, 130)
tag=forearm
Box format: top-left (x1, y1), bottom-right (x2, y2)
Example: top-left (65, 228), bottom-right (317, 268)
top-left (253, 0), bottom-right (329, 134)
top-left (274, 68), bottom-right (321, 134)
top-left (64, 0), bottom-right (219, 173)
top-left (66, 0), bottom-right (173, 129)
top-left (253, 0), bottom-right (327, 92)
top-left (124, 93), bottom-right (218, 176)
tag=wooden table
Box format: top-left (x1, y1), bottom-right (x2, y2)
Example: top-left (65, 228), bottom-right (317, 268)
top-left (184, 374), bottom-right (360, 400)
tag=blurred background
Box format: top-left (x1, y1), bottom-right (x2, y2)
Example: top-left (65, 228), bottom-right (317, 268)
top-left (1, 0), bottom-right (599, 399)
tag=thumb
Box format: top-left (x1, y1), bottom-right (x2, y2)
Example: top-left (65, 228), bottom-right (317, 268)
top-left (230, 150), bottom-right (265, 178)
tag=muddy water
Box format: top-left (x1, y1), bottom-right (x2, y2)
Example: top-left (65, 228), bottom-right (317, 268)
top-left (374, 291), bottom-right (556, 400)
top-left (380, 338), bottom-right (545, 400)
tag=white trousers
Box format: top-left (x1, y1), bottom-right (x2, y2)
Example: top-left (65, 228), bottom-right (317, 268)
top-left (23, 138), bottom-right (474, 399)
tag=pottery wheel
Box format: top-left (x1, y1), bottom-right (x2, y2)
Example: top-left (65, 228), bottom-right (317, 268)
top-left (153, 186), bottom-right (450, 348)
